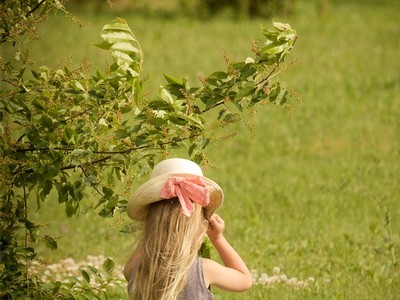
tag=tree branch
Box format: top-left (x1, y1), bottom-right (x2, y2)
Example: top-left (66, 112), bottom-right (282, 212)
top-left (2, 79), bottom-right (20, 88)
top-left (61, 108), bottom-right (92, 123)
top-left (13, 132), bottom-right (202, 154)
top-left (26, 0), bottom-right (46, 17)
top-left (11, 133), bottom-right (202, 176)
top-left (61, 156), bottom-right (112, 171)
top-left (201, 99), bottom-right (226, 113)
top-left (78, 165), bottom-right (104, 196)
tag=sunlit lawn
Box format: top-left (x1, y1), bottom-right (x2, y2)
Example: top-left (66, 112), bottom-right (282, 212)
top-left (26, 0), bottom-right (400, 298)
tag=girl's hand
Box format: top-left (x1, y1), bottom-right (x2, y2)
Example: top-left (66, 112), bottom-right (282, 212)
top-left (207, 214), bottom-right (225, 242)
top-left (203, 214), bottom-right (253, 292)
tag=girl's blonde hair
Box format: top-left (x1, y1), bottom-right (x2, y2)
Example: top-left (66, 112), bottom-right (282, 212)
top-left (130, 198), bottom-right (208, 300)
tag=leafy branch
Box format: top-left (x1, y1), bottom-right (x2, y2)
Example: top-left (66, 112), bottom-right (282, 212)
top-left (0, 11), bottom-right (297, 298)
top-left (26, 0), bottom-right (47, 17)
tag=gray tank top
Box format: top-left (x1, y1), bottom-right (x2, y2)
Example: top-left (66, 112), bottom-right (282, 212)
top-left (128, 257), bottom-right (214, 299)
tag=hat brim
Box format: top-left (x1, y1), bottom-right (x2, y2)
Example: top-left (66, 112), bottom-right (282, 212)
top-left (127, 173), bottom-right (224, 221)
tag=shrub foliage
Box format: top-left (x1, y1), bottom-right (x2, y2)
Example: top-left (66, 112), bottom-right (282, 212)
top-left (0, 0), bottom-right (296, 297)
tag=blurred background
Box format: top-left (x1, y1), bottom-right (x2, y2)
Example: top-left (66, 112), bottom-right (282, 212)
top-left (24, 0), bottom-right (399, 298)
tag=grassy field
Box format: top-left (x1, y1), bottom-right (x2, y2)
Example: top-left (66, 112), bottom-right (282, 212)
top-left (25, 0), bottom-right (400, 299)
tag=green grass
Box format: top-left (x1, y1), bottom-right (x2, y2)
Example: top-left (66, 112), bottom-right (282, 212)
top-left (24, 0), bottom-right (400, 299)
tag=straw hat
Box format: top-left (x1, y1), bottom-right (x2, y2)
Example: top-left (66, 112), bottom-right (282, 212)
top-left (127, 158), bottom-right (224, 221)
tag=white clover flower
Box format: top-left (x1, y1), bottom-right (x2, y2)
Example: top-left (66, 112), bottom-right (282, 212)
top-left (307, 277), bottom-right (315, 283)
top-left (247, 267), bottom-right (317, 289)
top-left (279, 274), bottom-right (288, 282)
top-left (272, 266), bottom-right (281, 274)
top-left (47, 264), bottom-right (58, 272)
top-left (250, 269), bottom-right (259, 282)
top-left (63, 257), bottom-right (76, 267)
top-left (297, 281), bottom-right (308, 289)
top-left (258, 273), bottom-right (269, 282)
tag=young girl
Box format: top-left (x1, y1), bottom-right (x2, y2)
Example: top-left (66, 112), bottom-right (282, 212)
top-left (124, 158), bottom-right (252, 299)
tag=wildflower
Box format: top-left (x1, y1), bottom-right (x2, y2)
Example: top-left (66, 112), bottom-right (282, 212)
top-left (272, 266), bottom-right (281, 274)
top-left (251, 266), bottom-right (318, 289)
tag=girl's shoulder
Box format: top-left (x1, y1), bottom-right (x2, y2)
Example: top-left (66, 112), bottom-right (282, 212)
top-left (202, 257), bottom-right (253, 292)
top-left (202, 257), bottom-right (219, 287)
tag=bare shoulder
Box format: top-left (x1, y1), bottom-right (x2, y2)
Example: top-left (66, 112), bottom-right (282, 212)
top-left (202, 258), bottom-right (219, 287)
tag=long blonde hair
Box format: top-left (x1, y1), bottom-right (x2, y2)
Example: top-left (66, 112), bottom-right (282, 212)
top-left (130, 198), bottom-right (208, 300)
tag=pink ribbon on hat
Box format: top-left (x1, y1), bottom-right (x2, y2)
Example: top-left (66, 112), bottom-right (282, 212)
top-left (160, 176), bottom-right (210, 217)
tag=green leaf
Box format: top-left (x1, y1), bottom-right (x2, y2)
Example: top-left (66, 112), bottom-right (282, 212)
top-left (81, 269), bottom-right (90, 283)
top-left (71, 148), bottom-right (86, 156)
top-left (103, 257), bottom-right (115, 274)
top-left (208, 71), bottom-right (227, 81)
top-left (74, 80), bottom-right (86, 92)
top-left (121, 105), bottom-right (133, 114)
top-left (111, 41), bottom-right (140, 55)
top-left (102, 186), bottom-right (114, 197)
top-left (87, 265), bottom-right (102, 278)
top-left (169, 113), bottom-right (188, 125)
top-left (160, 88), bottom-right (174, 104)
top-left (84, 175), bottom-right (98, 186)
top-left (43, 165), bottom-right (58, 180)
top-left (269, 83), bottom-right (288, 105)
top-left (55, 183), bottom-right (69, 204)
top-left (163, 73), bottom-right (184, 86)
top-left (101, 30), bottom-right (135, 44)
top-left (235, 81), bottom-right (256, 101)
top-left (223, 112), bottom-right (241, 123)
top-left (273, 21), bottom-right (294, 32)
top-left (94, 41), bottom-right (112, 50)
top-left (115, 129), bottom-right (129, 138)
top-left (148, 99), bottom-right (171, 111)
top-left (32, 99), bottom-right (46, 111)
top-left (188, 142), bottom-right (197, 156)
top-left (198, 138), bottom-right (210, 150)
top-left (102, 18), bottom-right (132, 32)
top-left (199, 239), bottom-right (212, 259)
top-left (44, 235), bottom-right (58, 250)
top-left (66, 200), bottom-right (79, 217)
top-left (51, 281), bottom-right (62, 295)
top-left (203, 96), bottom-right (220, 111)
top-left (135, 133), bottom-right (150, 146)
top-left (112, 50), bottom-right (134, 63)
top-left (31, 69), bottom-right (40, 79)
top-left (98, 207), bottom-right (115, 218)
top-left (40, 180), bottom-right (53, 197)
top-left (24, 219), bottom-right (37, 231)
top-left (259, 22), bottom-right (297, 64)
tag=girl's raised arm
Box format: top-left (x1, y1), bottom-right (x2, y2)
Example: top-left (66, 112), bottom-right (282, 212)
top-left (203, 214), bottom-right (253, 292)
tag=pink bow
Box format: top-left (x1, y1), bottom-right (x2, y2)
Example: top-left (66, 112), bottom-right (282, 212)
top-left (160, 176), bottom-right (210, 217)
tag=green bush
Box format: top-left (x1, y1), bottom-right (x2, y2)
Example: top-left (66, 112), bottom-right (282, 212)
top-left (0, 0), bottom-right (297, 297)
top-left (182, 0), bottom-right (295, 18)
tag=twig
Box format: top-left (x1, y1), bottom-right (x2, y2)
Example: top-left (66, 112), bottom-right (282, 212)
top-left (23, 180), bottom-right (29, 295)
top-left (201, 99), bottom-right (226, 114)
top-left (61, 156), bottom-right (112, 171)
top-left (12, 133), bottom-right (202, 175)
top-left (26, 0), bottom-right (46, 17)
top-left (78, 165), bottom-right (104, 196)
top-left (62, 108), bottom-right (92, 123)
top-left (2, 79), bottom-right (20, 88)
top-left (258, 64), bottom-right (278, 86)
top-left (13, 133), bottom-right (201, 155)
